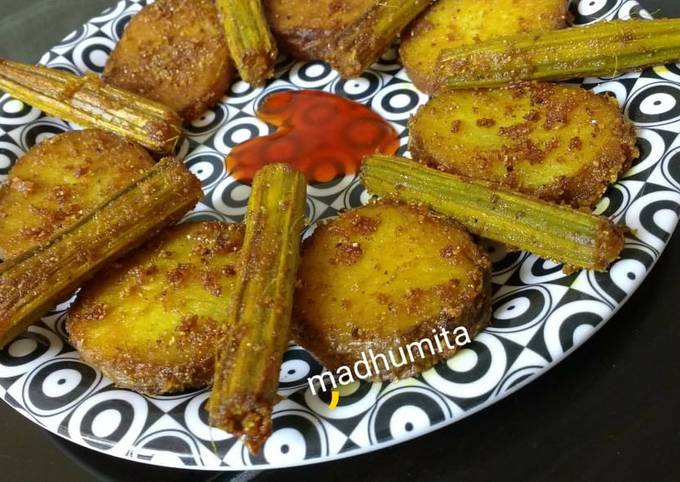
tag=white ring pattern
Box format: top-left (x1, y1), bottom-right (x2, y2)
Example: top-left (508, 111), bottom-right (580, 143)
top-left (0, 0), bottom-right (675, 470)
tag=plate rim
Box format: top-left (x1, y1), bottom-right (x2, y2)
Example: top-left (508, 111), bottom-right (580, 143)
top-left (0, 0), bottom-right (676, 471)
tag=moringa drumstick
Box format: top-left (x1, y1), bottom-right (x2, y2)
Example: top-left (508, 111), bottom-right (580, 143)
top-left (0, 157), bottom-right (202, 348)
top-left (209, 163), bottom-right (307, 453)
top-left (0, 58), bottom-right (183, 154)
top-left (215, 0), bottom-right (278, 85)
top-left (325, 0), bottom-right (431, 78)
top-left (360, 155), bottom-right (625, 271)
top-left (437, 19), bottom-right (680, 89)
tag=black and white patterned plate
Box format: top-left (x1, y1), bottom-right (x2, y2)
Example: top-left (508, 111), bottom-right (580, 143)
top-left (0, 0), bottom-right (677, 470)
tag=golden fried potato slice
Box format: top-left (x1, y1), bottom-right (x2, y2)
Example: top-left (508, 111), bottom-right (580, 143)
top-left (103, 0), bottom-right (233, 122)
top-left (263, 0), bottom-right (374, 59)
top-left (0, 129), bottom-right (154, 260)
top-left (293, 200), bottom-right (491, 380)
top-left (400, 0), bottom-right (569, 93)
top-left (67, 222), bottom-right (244, 395)
top-left (409, 82), bottom-right (639, 209)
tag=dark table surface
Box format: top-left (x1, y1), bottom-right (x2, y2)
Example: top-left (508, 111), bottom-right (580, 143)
top-left (1, 1), bottom-right (680, 481)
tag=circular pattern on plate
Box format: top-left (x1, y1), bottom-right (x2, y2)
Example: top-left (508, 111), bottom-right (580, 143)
top-left (570, 0), bottom-right (622, 23)
top-left (626, 82), bottom-right (680, 126)
top-left (0, 0), bottom-right (676, 471)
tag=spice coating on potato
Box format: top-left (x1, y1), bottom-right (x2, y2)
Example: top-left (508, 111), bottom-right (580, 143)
top-left (0, 129), bottom-right (154, 260)
top-left (103, 0), bottom-right (233, 122)
top-left (293, 200), bottom-right (491, 380)
top-left (400, 0), bottom-right (569, 93)
top-left (67, 222), bottom-right (244, 395)
top-left (263, 0), bottom-right (373, 59)
top-left (409, 82), bottom-right (639, 209)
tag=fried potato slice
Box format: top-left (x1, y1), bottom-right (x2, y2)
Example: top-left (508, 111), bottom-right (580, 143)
top-left (263, 0), bottom-right (373, 59)
top-left (67, 222), bottom-right (244, 395)
top-left (0, 129), bottom-right (154, 260)
top-left (293, 200), bottom-right (491, 380)
top-left (103, 0), bottom-right (233, 122)
top-left (400, 0), bottom-right (569, 93)
top-left (409, 82), bottom-right (639, 209)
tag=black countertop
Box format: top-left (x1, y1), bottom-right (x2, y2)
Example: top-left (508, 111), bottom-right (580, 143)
top-left (1, 1), bottom-right (680, 481)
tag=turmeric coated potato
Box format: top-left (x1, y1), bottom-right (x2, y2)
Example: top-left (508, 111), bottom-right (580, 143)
top-left (263, 0), bottom-right (374, 60)
top-left (0, 129), bottom-right (154, 260)
top-left (400, 0), bottom-right (569, 93)
top-left (67, 222), bottom-right (244, 395)
top-left (409, 82), bottom-right (639, 209)
top-left (293, 200), bottom-right (491, 380)
top-left (103, 0), bottom-right (234, 122)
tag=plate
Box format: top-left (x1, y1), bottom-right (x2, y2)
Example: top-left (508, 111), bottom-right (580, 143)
top-left (0, 0), bottom-right (678, 471)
